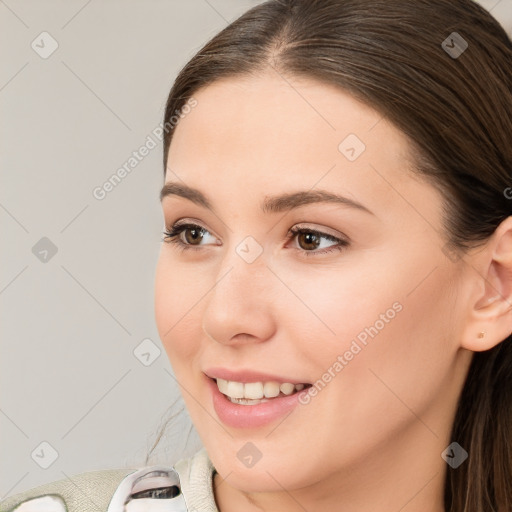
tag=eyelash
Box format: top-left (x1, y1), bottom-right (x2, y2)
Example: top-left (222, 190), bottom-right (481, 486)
top-left (162, 222), bottom-right (349, 257)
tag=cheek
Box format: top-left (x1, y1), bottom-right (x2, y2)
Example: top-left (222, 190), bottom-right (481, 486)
top-left (154, 254), bottom-right (205, 366)
top-left (270, 258), bottom-right (400, 369)
top-left (363, 264), bottom-right (460, 400)
top-left (304, 260), bottom-right (458, 438)
top-left (280, 252), bottom-right (457, 404)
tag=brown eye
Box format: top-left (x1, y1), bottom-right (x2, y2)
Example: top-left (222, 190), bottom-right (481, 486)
top-left (288, 226), bottom-right (350, 257)
top-left (182, 226), bottom-right (206, 245)
top-left (162, 222), bottom-right (217, 252)
top-left (297, 231), bottom-right (322, 251)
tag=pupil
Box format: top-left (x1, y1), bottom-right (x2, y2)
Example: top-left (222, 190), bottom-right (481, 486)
top-left (186, 228), bottom-right (203, 244)
top-left (300, 232), bottom-right (319, 250)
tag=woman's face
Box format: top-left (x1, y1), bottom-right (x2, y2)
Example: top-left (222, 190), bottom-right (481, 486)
top-left (154, 72), bottom-right (472, 495)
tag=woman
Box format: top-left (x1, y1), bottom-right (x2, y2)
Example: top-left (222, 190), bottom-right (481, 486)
top-left (2, 0), bottom-right (511, 511)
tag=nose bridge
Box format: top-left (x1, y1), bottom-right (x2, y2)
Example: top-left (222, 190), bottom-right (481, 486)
top-left (201, 235), bottom-right (276, 344)
top-left (216, 232), bottom-right (270, 296)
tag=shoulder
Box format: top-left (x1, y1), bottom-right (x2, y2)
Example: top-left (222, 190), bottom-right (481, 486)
top-left (0, 448), bottom-right (217, 512)
top-left (0, 467), bottom-right (136, 512)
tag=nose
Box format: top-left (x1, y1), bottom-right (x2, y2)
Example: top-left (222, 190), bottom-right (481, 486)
top-left (201, 246), bottom-right (277, 346)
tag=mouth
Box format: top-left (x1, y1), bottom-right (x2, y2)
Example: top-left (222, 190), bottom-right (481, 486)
top-left (210, 377), bottom-right (312, 406)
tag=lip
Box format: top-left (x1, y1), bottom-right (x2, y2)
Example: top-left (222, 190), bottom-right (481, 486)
top-left (204, 367), bottom-right (310, 385)
top-left (205, 374), bottom-right (310, 429)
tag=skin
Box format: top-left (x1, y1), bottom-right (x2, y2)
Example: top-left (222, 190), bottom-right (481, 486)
top-left (154, 71), bottom-right (512, 512)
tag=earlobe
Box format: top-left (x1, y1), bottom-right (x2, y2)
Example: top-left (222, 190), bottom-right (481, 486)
top-left (460, 216), bottom-right (512, 352)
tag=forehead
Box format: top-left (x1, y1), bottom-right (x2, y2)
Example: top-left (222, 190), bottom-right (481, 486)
top-left (169, 72), bottom-right (386, 160)
top-left (165, 72), bottom-right (439, 222)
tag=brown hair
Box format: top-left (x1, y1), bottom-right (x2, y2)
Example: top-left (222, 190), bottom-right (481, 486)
top-left (154, 1), bottom-right (512, 510)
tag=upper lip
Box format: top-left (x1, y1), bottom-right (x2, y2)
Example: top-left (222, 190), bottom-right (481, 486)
top-left (204, 367), bottom-right (310, 385)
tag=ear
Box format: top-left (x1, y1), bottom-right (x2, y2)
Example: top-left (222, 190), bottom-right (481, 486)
top-left (460, 215), bottom-right (512, 352)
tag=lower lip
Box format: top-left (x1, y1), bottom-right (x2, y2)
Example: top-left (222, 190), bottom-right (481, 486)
top-left (206, 376), bottom-right (309, 429)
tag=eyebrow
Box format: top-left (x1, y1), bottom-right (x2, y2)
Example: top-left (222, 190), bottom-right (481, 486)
top-left (160, 182), bottom-right (375, 216)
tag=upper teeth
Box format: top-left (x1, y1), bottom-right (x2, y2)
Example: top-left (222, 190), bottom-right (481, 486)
top-left (216, 378), bottom-right (305, 399)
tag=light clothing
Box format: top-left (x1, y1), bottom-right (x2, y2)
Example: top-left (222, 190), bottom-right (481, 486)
top-left (0, 447), bottom-right (219, 512)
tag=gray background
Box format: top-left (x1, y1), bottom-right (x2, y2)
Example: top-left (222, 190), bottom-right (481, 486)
top-left (1, 0), bottom-right (511, 499)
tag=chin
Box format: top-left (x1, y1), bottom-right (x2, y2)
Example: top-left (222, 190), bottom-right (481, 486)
top-left (207, 441), bottom-right (312, 492)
